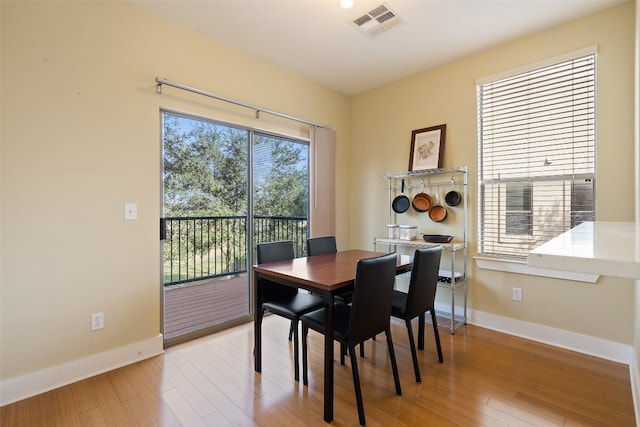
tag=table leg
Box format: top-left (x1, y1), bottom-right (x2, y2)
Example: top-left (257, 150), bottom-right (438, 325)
top-left (254, 270), bottom-right (262, 373)
top-left (323, 292), bottom-right (334, 422)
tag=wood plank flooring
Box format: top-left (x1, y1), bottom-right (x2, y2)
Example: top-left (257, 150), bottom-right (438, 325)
top-left (1, 316), bottom-right (635, 426)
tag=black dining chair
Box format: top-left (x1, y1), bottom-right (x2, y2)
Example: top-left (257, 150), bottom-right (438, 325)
top-left (391, 246), bottom-right (443, 383)
top-left (256, 240), bottom-right (324, 382)
top-left (306, 236), bottom-right (353, 305)
top-left (301, 252), bottom-right (401, 426)
top-left (306, 235), bottom-right (337, 256)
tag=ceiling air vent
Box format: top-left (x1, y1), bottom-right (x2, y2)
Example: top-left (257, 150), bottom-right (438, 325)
top-left (350, 3), bottom-right (404, 38)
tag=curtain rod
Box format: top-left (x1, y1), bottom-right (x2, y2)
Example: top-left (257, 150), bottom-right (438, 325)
top-left (155, 77), bottom-right (329, 129)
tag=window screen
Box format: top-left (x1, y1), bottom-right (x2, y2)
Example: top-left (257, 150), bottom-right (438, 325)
top-left (478, 53), bottom-right (596, 260)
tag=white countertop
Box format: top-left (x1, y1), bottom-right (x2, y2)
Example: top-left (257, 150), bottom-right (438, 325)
top-left (528, 221), bottom-right (640, 280)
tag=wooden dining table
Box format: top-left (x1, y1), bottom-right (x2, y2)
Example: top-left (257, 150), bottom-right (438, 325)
top-left (253, 249), bottom-right (411, 423)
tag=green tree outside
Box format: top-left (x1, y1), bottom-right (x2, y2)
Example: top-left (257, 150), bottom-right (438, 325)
top-left (162, 112), bottom-right (308, 284)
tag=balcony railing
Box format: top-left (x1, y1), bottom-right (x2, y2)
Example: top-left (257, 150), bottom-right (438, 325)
top-left (163, 215), bottom-right (307, 286)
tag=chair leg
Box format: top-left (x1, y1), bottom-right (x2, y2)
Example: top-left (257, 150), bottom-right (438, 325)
top-left (293, 320), bottom-right (300, 382)
top-left (385, 328), bottom-right (402, 396)
top-left (418, 313), bottom-right (425, 350)
top-left (289, 320), bottom-right (294, 341)
top-left (358, 334), bottom-right (376, 358)
top-left (342, 343), bottom-right (362, 365)
top-left (430, 310), bottom-right (444, 363)
top-left (302, 325), bottom-right (309, 385)
top-left (348, 346), bottom-right (366, 426)
top-left (405, 319), bottom-right (421, 383)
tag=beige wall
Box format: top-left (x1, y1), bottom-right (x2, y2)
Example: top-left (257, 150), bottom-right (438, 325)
top-left (350, 3), bottom-right (636, 344)
top-left (0, 1), bottom-right (349, 381)
top-left (0, 0), bottom-right (636, 398)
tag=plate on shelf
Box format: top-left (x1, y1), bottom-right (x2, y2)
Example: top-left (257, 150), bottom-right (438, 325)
top-left (422, 234), bottom-right (454, 243)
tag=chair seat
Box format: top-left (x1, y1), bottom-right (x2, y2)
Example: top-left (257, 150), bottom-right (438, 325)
top-left (300, 304), bottom-right (351, 341)
top-left (262, 292), bottom-right (324, 319)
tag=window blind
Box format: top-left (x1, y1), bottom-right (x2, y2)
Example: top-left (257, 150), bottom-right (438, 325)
top-left (478, 53), bottom-right (596, 260)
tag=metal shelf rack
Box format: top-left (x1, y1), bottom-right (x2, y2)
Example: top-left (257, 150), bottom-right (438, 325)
top-left (374, 167), bottom-right (468, 333)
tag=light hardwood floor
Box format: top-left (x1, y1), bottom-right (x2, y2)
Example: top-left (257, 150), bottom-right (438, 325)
top-left (1, 316), bottom-right (635, 426)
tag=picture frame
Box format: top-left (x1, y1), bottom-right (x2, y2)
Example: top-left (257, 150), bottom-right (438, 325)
top-left (408, 124), bottom-right (446, 171)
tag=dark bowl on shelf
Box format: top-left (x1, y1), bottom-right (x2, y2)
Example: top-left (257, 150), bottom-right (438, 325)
top-left (423, 234), bottom-right (454, 243)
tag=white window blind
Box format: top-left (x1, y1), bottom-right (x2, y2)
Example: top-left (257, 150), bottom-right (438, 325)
top-left (478, 53), bottom-right (596, 260)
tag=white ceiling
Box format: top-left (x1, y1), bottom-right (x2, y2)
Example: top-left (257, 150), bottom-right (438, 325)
top-left (131, 0), bottom-right (624, 95)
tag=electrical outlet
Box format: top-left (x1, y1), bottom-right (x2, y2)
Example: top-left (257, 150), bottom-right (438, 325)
top-left (512, 287), bottom-right (522, 302)
top-left (91, 312), bottom-right (104, 330)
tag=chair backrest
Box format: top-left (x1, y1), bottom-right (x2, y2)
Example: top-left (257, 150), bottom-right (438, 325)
top-left (404, 246), bottom-right (442, 319)
top-left (256, 240), bottom-right (295, 264)
top-left (348, 252), bottom-right (398, 345)
top-left (256, 240), bottom-right (296, 300)
top-left (306, 236), bottom-right (337, 256)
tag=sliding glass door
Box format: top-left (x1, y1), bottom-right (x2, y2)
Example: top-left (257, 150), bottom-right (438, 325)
top-left (161, 111), bottom-right (309, 345)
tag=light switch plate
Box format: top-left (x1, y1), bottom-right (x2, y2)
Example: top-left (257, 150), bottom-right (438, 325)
top-left (124, 203), bottom-right (137, 220)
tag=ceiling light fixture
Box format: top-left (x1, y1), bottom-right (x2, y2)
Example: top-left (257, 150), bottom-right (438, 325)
top-left (340, 0), bottom-right (354, 9)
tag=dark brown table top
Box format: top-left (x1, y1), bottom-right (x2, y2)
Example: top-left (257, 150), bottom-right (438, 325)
top-left (253, 249), bottom-right (411, 292)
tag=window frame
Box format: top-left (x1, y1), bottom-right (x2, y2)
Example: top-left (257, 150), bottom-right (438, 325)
top-left (475, 47), bottom-right (597, 277)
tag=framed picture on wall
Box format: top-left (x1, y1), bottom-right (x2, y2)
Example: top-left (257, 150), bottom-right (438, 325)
top-left (408, 124), bottom-right (446, 171)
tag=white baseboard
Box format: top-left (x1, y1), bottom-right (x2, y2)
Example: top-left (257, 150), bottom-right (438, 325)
top-left (467, 309), bottom-right (633, 364)
top-left (0, 334), bottom-right (164, 407)
top-left (432, 301), bottom-right (633, 364)
top-left (2, 314), bottom-right (637, 417)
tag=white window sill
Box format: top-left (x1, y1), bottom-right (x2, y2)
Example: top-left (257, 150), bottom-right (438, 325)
top-left (474, 256), bottom-right (599, 283)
